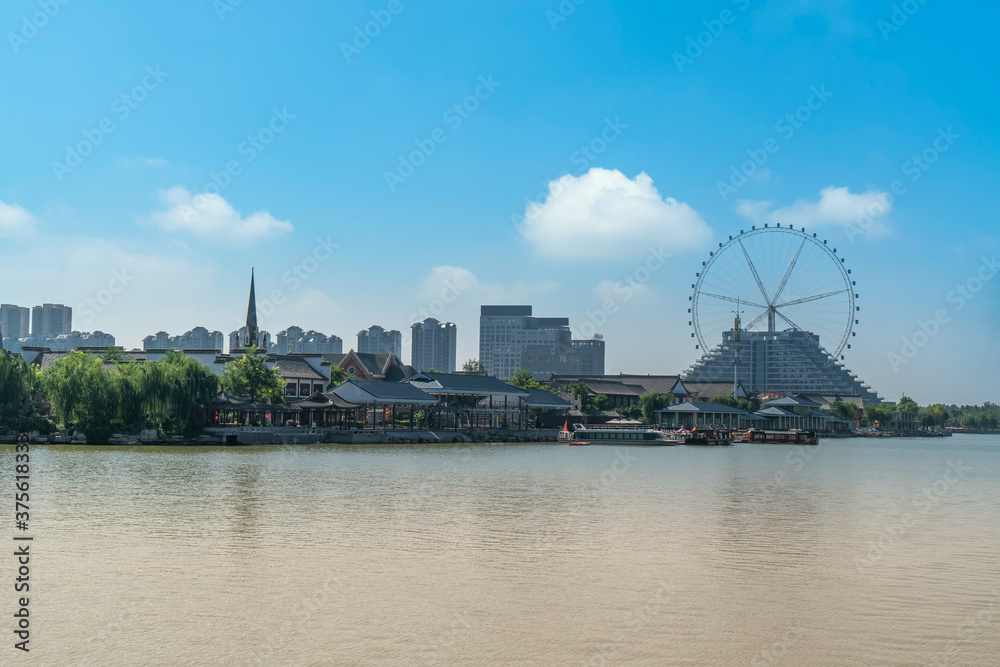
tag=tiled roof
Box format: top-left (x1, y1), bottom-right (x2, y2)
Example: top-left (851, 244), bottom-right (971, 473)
top-left (271, 356), bottom-right (326, 381)
top-left (756, 407), bottom-right (801, 418)
top-left (331, 380), bottom-right (439, 405)
top-left (765, 395), bottom-right (822, 408)
top-left (659, 401), bottom-right (749, 414)
top-left (384, 364), bottom-right (419, 383)
top-left (291, 392), bottom-right (360, 410)
top-left (548, 374), bottom-right (678, 396)
top-left (408, 372), bottom-right (527, 397)
top-left (520, 388), bottom-right (572, 409)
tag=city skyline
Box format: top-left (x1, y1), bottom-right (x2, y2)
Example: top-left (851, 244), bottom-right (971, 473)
top-left (1, 2), bottom-right (997, 405)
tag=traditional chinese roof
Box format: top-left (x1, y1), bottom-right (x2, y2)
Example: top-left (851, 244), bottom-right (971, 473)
top-left (407, 372), bottom-right (527, 397)
top-left (764, 395), bottom-right (822, 408)
top-left (331, 380), bottom-right (439, 405)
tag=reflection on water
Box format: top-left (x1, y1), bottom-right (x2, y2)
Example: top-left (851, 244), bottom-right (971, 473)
top-left (2, 436), bottom-right (998, 665)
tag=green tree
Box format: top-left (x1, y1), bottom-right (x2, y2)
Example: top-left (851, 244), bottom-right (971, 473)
top-left (327, 366), bottom-right (350, 390)
top-left (830, 400), bottom-right (862, 423)
top-left (222, 346), bottom-right (285, 403)
top-left (506, 368), bottom-right (557, 393)
top-left (640, 391), bottom-right (672, 424)
top-left (897, 395), bottom-right (919, 413)
top-left (461, 359), bottom-right (485, 374)
top-left (0, 352), bottom-right (41, 434)
top-left (862, 403), bottom-right (895, 427)
top-left (918, 404), bottom-right (949, 428)
top-left (42, 351), bottom-right (119, 439)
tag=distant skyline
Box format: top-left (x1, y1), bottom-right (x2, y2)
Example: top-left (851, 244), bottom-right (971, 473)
top-left (1, 1), bottom-right (998, 405)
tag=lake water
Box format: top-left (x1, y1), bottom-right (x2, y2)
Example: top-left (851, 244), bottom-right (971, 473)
top-left (3, 435), bottom-right (998, 666)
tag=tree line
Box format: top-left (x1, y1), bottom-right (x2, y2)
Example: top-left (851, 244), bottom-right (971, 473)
top-left (1, 347), bottom-right (287, 440)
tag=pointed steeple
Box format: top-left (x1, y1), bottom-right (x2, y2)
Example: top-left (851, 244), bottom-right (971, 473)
top-left (243, 268), bottom-right (260, 349)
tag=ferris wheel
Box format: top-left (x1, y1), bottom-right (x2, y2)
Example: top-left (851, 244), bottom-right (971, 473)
top-left (689, 225), bottom-right (859, 359)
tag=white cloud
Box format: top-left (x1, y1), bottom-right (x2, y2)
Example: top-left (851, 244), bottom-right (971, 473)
top-left (418, 265), bottom-right (479, 302)
top-left (520, 168), bottom-right (712, 259)
top-left (147, 186), bottom-right (293, 242)
top-left (0, 199), bottom-right (37, 237)
top-left (737, 186), bottom-right (892, 236)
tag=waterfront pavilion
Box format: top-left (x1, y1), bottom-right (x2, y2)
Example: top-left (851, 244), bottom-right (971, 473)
top-left (754, 406), bottom-right (821, 431)
top-left (517, 387), bottom-right (572, 429)
top-left (656, 401), bottom-right (758, 430)
top-left (204, 391), bottom-right (302, 428)
top-left (406, 372), bottom-right (529, 430)
top-left (330, 380), bottom-right (439, 430)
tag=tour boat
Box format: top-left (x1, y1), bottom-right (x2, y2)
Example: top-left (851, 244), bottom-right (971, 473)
top-left (569, 424), bottom-right (679, 446)
top-left (741, 428), bottom-right (817, 445)
top-left (679, 427), bottom-right (732, 446)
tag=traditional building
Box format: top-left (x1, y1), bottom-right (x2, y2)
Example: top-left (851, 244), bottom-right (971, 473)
top-left (322, 351), bottom-right (417, 383)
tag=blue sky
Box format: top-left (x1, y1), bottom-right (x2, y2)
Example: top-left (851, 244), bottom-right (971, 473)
top-left (1, 0), bottom-right (997, 404)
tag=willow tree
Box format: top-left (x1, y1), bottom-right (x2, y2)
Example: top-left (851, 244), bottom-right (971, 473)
top-left (42, 351), bottom-right (119, 439)
top-left (0, 352), bottom-right (38, 433)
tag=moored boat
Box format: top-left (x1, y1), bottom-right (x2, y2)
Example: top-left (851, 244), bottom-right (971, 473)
top-left (741, 428), bottom-right (817, 445)
top-left (679, 426), bottom-right (732, 446)
top-left (570, 424), bottom-right (679, 445)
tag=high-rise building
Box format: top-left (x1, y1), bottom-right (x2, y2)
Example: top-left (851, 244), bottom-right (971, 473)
top-left (142, 327), bottom-right (225, 352)
top-left (1, 304), bottom-right (30, 339)
top-left (357, 325), bottom-right (402, 358)
top-left (411, 318), bottom-right (457, 372)
top-left (274, 327), bottom-right (343, 354)
top-left (682, 328), bottom-right (882, 403)
top-left (31, 303), bottom-right (72, 336)
top-left (478, 306), bottom-right (606, 380)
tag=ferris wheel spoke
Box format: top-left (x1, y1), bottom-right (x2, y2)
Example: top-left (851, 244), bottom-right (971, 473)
top-left (771, 238), bottom-right (806, 305)
top-left (745, 310), bottom-right (769, 330)
top-left (700, 292), bottom-right (767, 309)
top-left (775, 289), bottom-right (848, 308)
top-left (775, 309), bottom-right (805, 332)
top-left (739, 241), bottom-right (772, 305)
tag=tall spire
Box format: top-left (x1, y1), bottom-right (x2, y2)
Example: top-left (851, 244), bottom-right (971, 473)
top-left (243, 268), bottom-right (260, 349)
